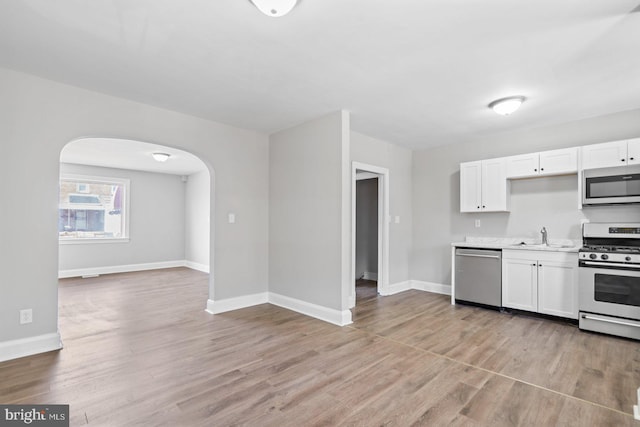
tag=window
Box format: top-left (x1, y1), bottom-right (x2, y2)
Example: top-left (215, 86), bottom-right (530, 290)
top-left (59, 174), bottom-right (129, 243)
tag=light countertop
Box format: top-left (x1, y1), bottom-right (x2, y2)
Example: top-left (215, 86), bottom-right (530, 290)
top-left (452, 236), bottom-right (581, 253)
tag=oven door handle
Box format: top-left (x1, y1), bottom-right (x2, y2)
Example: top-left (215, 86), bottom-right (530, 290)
top-left (581, 314), bottom-right (640, 329)
top-left (581, 260), bottom-right (639, 269)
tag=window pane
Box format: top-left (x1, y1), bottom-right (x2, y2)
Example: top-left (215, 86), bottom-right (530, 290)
top-left (59, 176), bottom-right (127, 240)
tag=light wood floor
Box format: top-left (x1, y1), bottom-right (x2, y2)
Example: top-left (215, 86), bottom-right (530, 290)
top-left (1, 269), bottom-right (639, 426)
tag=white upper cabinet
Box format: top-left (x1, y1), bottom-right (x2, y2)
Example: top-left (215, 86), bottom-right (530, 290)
top-left (581, 139), bottom-right (635, 169)
top-left (460, 161), bottom-right (482, 212)
top-left (460, 158), bottom-right (509, 212)
top-left (539, 147), bottom-right (578, 175)
top-left (628, 138), bottom-right (640, 165)
top-left (506, 153), bottom-right (539, 178)
top-left (506, 148), bottom-right (577, 179)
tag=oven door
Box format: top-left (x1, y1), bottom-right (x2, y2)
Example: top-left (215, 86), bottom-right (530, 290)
top-left (579, 262), bottom-right (640, 320)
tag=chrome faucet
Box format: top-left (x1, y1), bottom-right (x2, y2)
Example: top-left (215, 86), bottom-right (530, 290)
top-left (541, 227), bottom-right (548, 246)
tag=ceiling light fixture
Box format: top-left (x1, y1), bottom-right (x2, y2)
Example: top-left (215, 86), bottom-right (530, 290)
top-left (152, 153), bottom-right (171, 162)
top-left (488, 96), bottom-right (526, 116)
top-left (249, 0), bottom-right (298, 17)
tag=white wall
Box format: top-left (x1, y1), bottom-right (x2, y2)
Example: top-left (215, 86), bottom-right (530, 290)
top-left (355, 178), bottom-right (378, 279)
top-left (185, 169), bottom-right (210, 271)
top-left (411, 109), bottom-right (640, 286)
top-left (59, 163), bottom-right (186, 274)
top-left (351, 131), bottom-right (413, 284)
top-left (269, 111), bottom-right (350, 312)
top-left (0, 67), bottom-right (269, 347)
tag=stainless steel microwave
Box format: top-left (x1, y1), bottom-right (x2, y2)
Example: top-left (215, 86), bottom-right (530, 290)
top-left (583, 164), bottom-right (640, 205)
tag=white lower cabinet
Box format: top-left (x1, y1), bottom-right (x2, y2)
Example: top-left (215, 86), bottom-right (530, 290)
top-left (502, 250), bottom-right (578, 319)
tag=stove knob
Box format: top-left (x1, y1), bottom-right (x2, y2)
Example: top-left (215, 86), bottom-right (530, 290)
top-left (626, 256), bottom-right (632, 262)
top-left (589, 253), bottom-right (597, 260)
top-left (601, 254), bottom-right (609, 260)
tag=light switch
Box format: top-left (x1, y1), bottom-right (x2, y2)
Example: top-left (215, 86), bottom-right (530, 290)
top-left (228, 213), bottom-right (235, 224)
top-left (394, 216), bottom-right (400, 224)
top-left (475, 219), bottom-right (481, 228)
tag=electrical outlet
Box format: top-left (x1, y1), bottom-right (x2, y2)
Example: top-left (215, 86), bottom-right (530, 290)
top-left (20, 309), bottom-right (32, 324)
top-left (475, 219), bottom-right (481, 228)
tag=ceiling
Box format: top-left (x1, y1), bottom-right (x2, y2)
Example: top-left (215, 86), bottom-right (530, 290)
top-left (2, 0), bottom-right (640, 150)
top-left (61, 138), bottom-right (207, 175)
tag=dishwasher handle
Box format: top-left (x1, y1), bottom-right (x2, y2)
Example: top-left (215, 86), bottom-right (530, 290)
top-left (456, 252), bottom-right (501, 260)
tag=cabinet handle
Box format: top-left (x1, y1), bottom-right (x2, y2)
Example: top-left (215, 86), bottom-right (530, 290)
top-left (482, 205), bottom-right (486, 208)
top-left (541, 168), bottom-right (544, 171)
top-left (539, 264), bottom-right (542, 267)
top-left (631, 157), bottom-right (635, 161)
top-left (622, 159), bottom-right (626, 162)
top-left (534, 168), bottom-right (537, 172)
top-left (477, 206), bottom-right (480, 209)
top-left (531, 263), bottom-right (536, 266)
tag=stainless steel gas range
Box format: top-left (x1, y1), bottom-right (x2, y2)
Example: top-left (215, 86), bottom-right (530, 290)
top-left (578, 223), bottom-right (640, 340)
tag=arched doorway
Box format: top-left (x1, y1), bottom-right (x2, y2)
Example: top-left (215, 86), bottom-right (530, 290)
top-left (58, 137), bottom-right (213, 304)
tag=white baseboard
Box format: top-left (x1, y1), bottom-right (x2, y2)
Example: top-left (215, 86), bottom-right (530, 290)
top-left (185, 261), bottom-right (210, 273)
top-left (348, 295), bottom-right (355, 309)
top-left (0, 332), bottom-right (63, 363)
top-left (205, 293), bottom-right (269, 314)
top-left (58, 260), bottom-right (188, 279)
top-left (379, 280), bottom-right (451, 297)
top-left (411, 280), bottom-right (451, 296)
top-left (205, 292), bottom-right (352, 326)
top-left (363, 272), bottom-right (378, 281)
top-left (268, 293), bottom-right (352, 326)
top-left (379, 280), bottom-right (412, 296)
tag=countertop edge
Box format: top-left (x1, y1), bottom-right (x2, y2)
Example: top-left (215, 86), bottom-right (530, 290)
top-left (451, 241), bottom-right (580, 253)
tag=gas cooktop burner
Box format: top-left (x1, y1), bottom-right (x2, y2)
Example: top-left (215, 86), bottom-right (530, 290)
top-left (580, 245), bottom-right (640, 253)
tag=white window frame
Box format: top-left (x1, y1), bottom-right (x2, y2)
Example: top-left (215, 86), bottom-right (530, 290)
top-left (59, 173), bottom-right (130, 245)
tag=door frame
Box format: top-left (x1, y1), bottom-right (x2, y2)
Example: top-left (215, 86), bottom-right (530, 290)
top-left (351, 161), bottom-right (389, 308)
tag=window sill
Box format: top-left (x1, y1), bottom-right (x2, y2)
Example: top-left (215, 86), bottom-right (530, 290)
top-left (59, 237), bottom-right (130, 245)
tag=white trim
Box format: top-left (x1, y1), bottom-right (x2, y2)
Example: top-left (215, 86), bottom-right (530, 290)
top-left (451, 246), bottom-right (456, 304)
top-left (185, 261), bottom-right (210, 273)
top-left (379, 280), bottom-right (411, 296)
top-left (0, 332), bottom-right (63, 363)
top-left (205, 292), bottom-right (269, 314)
top-left (363, 272), bottom-right (378, 281)
top-left (379, 280), bottom-right (452, 297)
top-left (204, 292), bottom-right (353, 326)
top-left (59, 237), bottom-right (130, 245)
top-left (355, 171), bottom-right (378, 181)
top-left (58, 260), bottom-right (187, 279)
top-left (351, 161), bottom-right (390, 309)
top-left (269, 292), bottom-right (353, 326)
top-left (411, 280), bottom-right (452, 296)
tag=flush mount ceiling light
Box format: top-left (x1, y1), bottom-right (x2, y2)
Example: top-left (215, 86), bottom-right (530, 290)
top-left (488, 96), bottom-right (526, 115)
top-left (249, 0), bottom-right (298, 17)
top-left (152, 152), bottom-right (171, 162)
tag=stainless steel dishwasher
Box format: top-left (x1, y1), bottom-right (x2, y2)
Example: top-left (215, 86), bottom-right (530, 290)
top-left (455, 248), bottom-right (502, 307)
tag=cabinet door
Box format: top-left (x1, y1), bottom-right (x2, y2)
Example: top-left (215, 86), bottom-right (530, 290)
top-left (481, 158), bottom-right (509, 211)
top-left (506, 153), bottom-right (539, 178)
top-left (581, 141), bottom-right (628, 169)
top-left (460, 161), bottom-right (482, 212)
top-left (502, 256), bottom-right (538, 311)
top-left (537, 259), bottom-right (578, 319)
top-left (539, 147), bottom-right (577, 175)
top-left (628, 138), bottom-right (640, 165)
